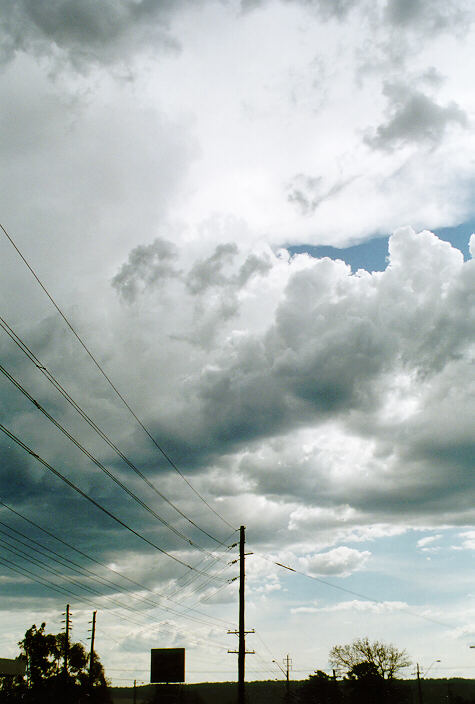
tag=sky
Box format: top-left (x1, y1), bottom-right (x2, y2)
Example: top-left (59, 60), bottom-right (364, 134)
top-left (0, 0), bottom-right (474, 688)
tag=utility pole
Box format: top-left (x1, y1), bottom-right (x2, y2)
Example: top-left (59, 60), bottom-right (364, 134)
top-left (89, 611), bottom-right (97, 687)
top-left (416, 663), bottom-right (423, 704)
top-left (239, 524), bottom-right (245, 701)
top-left (63, 604), bottom-right (71, 680)
top-left (272, 654), bottom-right (292, 702)
top-left (284, 654), bottom-right (292, 702)
top-left (133, 679), bottom-right (137, 704)
top-left (228, 526), bottom-right (254, 704)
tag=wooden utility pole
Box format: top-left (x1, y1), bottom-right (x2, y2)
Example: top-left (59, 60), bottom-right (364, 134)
top-left (238, 524), bottom-right (245, 703)
top-left (416, 663), bottom-right (423, 704)
top-left (63, 604), bottom-right (71, 679)
top-left (89, 611), bottom-right (97, 687)
top-left (228, 526), bottom-right (254, 704)
top-left (284, 654), bottom-right (291, 701)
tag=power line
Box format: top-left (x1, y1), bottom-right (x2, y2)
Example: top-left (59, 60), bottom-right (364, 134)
top-left (0, 313), bottom-right (233, 548)
top-left (0, 554), bottom-right (235, 646)
top-left (0, 518), bottom-right (236, 630)
top-left (0, 422), bottom-right (227, 582)
top-left (0, 539), bottom-right (230, 632)
top-left (0, 222), bottom-right (235, 531)
top-left (260, 553), bottom-right (456, 629)
top-left (0, 556), bottom-right (90, 600)
top-left (0, 360), bottom-right (227, 562)
top-left (0, 499), bottom-right (236, 624)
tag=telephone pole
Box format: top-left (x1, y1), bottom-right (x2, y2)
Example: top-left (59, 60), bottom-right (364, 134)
top-left (228, 525), bottom-right (254, 704)
top-left (284, 654), bottom-right (292, 701)
top-left (272, 654), bottom-right (292, 702)
top-left (89, 611), bottom-right (97, 687)
top-left (238, 524), bottom-right (245, 701)
top-left (416, 663), bottom-right (423, 704)
top-left (63, 604), bottom-right (71, 680)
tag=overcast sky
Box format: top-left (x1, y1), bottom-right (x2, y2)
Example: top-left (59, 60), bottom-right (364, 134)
top-left (0, 0), bottom-right (474, 688)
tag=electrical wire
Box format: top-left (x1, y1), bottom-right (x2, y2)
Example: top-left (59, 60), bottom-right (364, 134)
top-left (0, 519), bottom-right (236, 630)
top-left (0, 422), bottom-right (227, 582)
top-left (0, 540), bottom-right (230, 632)
top-left (0, 313), bottom-right (232, 548)
top-left (0, 222), bottom-right (235, 531)
top-left (257, 552), bottom-right (456, 629)
top-left (0, 554), bottom-right (235, 645)
top-left (0, 499), bottom-right (237, 625)
top-left (0, 360), bottom-right (227, 563)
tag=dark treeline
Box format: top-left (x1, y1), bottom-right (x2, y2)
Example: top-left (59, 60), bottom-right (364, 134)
top-left (110, 678), bottom-right (475, 704)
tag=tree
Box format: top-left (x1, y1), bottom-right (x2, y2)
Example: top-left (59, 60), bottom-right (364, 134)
top-left (13, 622), bottom-right (112, 704)
top-left (298, 670), bottom-right (342, 704)
top-left (329, 637), bottom-right (411, 680)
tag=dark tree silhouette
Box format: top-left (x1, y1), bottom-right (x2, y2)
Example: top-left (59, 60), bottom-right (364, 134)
top-left (329, 637), bottom-right (411, 679)
top-left (0, 621), bottom-right (113, 704)
top-left (298, 670), bottom-right (342, 704)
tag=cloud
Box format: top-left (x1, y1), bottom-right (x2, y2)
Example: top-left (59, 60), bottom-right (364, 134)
top-left (459, 531), bottom-right (475, 550)
top-left (384, 0), bottom-right (473, 32)
top-left (417, 535), bottom-right (442, 549)
top-left (0, 0), bottom-right (193, 70)
top-left (310, 599), bottom-right (409, 614)
top-left (2, 226), bottom-right (473, 568)
top-left (0, 0), bottom-right (474, 684)
top-left (112, 239), bottom-right (181, 303)
top-left (365, 84), bottom-right (467, 151)
top-left (298, 547), bottom-right (371, 576)
top-left (240, 0), bottom-right (358, 21)
top-left (286, 174), bottom-right (355, 215)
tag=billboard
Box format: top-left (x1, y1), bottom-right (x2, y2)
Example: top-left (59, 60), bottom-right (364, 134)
top-left (0, 658), bottom-right (26, 676)
top-left (150, 648), bottom-right (185, 683)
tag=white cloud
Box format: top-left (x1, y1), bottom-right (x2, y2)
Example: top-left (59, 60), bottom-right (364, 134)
top-left (298, 547), bottom-right (371, 577)
top-left (318, 599), bottom-right (409, 614)
top-left (459, 531), bottom-right (475, 550)
top-left (417, 535), bottom-right (442, 549)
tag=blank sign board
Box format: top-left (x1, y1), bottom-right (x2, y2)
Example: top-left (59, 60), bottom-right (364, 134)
top-left (0, 658), bottom-right (26, 676)
top-left (150, 648), bottom-right (185, 683)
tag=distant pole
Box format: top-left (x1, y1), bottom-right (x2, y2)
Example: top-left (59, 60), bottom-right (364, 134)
top-left (89, 610), bottom-right (97, 687)
top-left (416, 663), bottom-right (423, 704)
top-left (63, 604), bottom-right (70, 679)
top-left (133, 679), bottom-right (137, 704)
top-left (284, 654), bottom-right (291, 702)
top-left (238, 525), bottom-right (246, 704)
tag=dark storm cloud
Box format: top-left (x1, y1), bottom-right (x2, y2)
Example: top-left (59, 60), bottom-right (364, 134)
top-left (0, 0), bottom-right (196, 69)
top-left (365, 83), bottom-right (468, 151)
